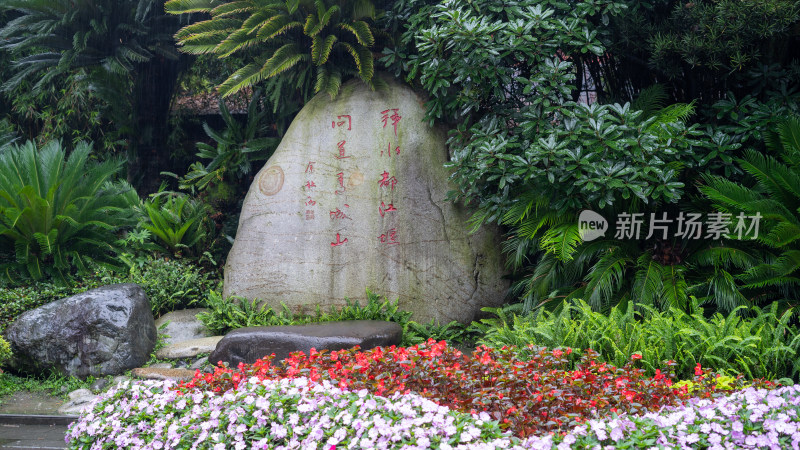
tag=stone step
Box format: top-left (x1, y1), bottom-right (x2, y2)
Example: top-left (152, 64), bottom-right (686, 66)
top-left (155, 308), bottom-right (212, 346)
top-left (131, 367), bottom-right (196, 382)
top-left (155, 336), bottom-right (223, 359)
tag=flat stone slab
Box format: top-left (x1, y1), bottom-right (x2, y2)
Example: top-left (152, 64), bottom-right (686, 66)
top-left (155, 308), bottom-right (211, 346)
top-left (156, 336), bottom-right (223, 360)
top-left (208, 320), bottom-right (402, 367)
top-left (0, 392), bottom-right (63, 416)
top-left (58, 395), bottom-right (97, 415)
top-left (131, 367), bottom-right (196, 382)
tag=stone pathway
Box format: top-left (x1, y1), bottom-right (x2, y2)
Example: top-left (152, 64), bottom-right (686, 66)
top-left (0, 422), bottom-right (69, 450)
top-left (0, 392), bottom-right (72, 449)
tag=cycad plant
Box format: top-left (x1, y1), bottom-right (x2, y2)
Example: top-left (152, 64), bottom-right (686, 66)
top-left (700, 115), bottom-right (800, 310)
top-left (0, 140), bottom-right (137, 283)
top-left (165, 0), bottom-right (382, 98)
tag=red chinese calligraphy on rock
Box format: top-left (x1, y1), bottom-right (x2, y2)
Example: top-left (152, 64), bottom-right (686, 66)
top-left (305, 181), bottom-right (316, 190)
top-left (381, 142), bottom-right (400, 157)
top-left (378, 201), bottom-right (397, 217)
top-left (378, 171), bottom-right (398, 190)
top-left (331, 233), bottom-right (348, 247)
top-left (378, 228), bottom-right (398, 245)
top-left (305, 161), bottom-right (315, 173)
top-left (335, 141), bottom-right (350, 159)
top-left (329, 208), bottom-right (351, 220)
top-left (305, 196), bottom-right (316, 206)
top-left (335, 172), bottom-right (346, 195)
top-left (331, 115), bottom-right (352, 130)
top-left (305, 210), bottom-right (315, 220)
top-left (381, 109), bottom-right (401, 136)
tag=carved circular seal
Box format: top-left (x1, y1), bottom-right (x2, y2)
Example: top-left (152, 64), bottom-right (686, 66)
top-left (258, 166), bottom-right (284, 196)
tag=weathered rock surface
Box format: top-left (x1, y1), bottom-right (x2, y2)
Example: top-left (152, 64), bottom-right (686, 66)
top-left (208, 320), bottom-right (402, 367)
top-left (190, 356), bottom-right (209, 370)
top-left (224, 75), bottom-right (507, 324)
top-left (4, 284), bottom-right (156, 378)
top-left (156, 336), bottom-right (223, 359)
top-left (131, 367), bottom-right (196, 382)
top-left (155, 308), bottom-right (212, 346)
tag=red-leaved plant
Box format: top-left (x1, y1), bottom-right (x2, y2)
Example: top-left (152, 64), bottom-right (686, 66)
top-left (179, 340), bottom-right (774, 437)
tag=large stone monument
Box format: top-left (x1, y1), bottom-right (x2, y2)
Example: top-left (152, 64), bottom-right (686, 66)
top-left (224, 76), bottom-right (507, 324)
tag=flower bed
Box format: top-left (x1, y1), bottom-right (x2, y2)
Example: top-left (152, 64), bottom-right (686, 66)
top-left (183, 340), bottom-right (773, 437)
top-left (66, 377), bottom-right (800, 449)
top-left (520, 385), bottom-right (800, 449)
top-left (66, 377), bottom-right (512, 449)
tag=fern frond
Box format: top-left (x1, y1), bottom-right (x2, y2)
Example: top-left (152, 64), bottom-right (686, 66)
top-left (631, 84), bottom-right (667, 118)
top-left (339, 20), bottom-right (374, 47)
top-left (164, 0), bottom-right (220, 14)
top-left (584, 249), bottom-right (630, 311)
top-left (540, 223), bottom-right (582, 261)
top-left (631, 252), bottom-right (662, 307)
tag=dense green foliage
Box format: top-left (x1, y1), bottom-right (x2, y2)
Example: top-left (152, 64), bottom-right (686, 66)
top-left (165, 0), bottom-right (383, 98)
top-left (171, 90), bottom-right (278, 202)
top-left (0, 336), bottom-right (11, 368)
top-left (0, 372), bottom-right (96, 399)
top-left (0, 258), bottom-right (216, 330)
top-left (199, 289), bottom-right (410, 332)
top-left (125, 258), bottom-right (216, 316)
top-left (0, 141), bottom-right (137, 284)
top-left (1, 0), bottom-right (800, 398)
top-left (0, 0), bottom-right (190, 192)
top-left (477, 300), bottom-right (800, 381)
top-left (382, 0), bottom-right (800, 315)
top-left (136, 192), bottom-right (215, 260)
top-left (604, 0), bottom-right (800, 103)
top-left (701, 116), bottom-right (800, 310)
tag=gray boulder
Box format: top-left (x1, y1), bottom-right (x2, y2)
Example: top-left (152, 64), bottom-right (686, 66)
top-left (208, 320), bottom-right (402, 367)
top-left (224, 75), bottom-right (507, 324)
top-left (4, 284), bottom-right (156, 378)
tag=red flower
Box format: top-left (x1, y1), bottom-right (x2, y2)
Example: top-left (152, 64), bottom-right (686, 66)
top-left (631, 353), bottom-right (643, 360)
top-left (695, 363), bottom-right (703, 376)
